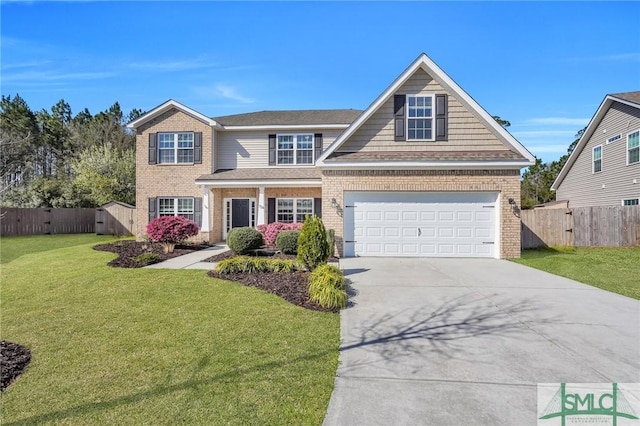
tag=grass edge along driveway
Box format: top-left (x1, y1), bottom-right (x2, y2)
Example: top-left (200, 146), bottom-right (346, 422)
top-left (1, 234), bottom-right (339, 425)
top-left (513, 246), bottom-right (640, 300)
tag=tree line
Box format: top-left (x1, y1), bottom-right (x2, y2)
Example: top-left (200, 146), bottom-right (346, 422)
top-left (0, 94), bottom-right (144, 208)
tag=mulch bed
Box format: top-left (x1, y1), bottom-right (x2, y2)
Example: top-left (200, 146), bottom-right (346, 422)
top-left (93, 240), bottom-right (213, 268)
top-left (208, 270), bottom-right (337, 313)
top-left (1, 341), bottom-right (31, 392)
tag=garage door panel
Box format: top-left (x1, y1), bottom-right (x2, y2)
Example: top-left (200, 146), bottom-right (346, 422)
top-left (345, 191), bottom-right (497, 258)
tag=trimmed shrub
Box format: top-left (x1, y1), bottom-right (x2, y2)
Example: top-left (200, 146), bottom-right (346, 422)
top-left (308, 264), bottom-right (347, 309)
top-left (146, 216), bottom-right (199, 253)
top-left (215, 256), bottom-right (300, 274)
top-left (258, 222), bottom-right (303, 246)
top-left (297, 216), bottom-right (329, 270)
top-left (276, 230), bottom-right (300, 254)
top-left (227, 227), bottom-right (264, 255)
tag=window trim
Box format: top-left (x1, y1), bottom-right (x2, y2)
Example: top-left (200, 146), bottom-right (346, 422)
top-left (406, 94), bottom-right (435, 142)
top-left (275, 198), bottom-right (314, 223)
top-left (223, 198), bottom-right (257, 239)
top-left (276, 134), bottom-right (314, 165)
top-left (622, 198), bottom-right (639, 206)
top-left (627, 129), bottom-right (639, 166)
top-left (592, 145), bottom-right (602, 173)
top-left (157, 197), bottom-right (195, 220)
top-left (157, 132), bottom-right (195, 164)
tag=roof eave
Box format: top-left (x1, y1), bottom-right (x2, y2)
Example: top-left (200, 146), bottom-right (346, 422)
top-left (126, 99), bottom-right (219, 130)
top-left (316, 160), bottom-right (533, 170)
top-left (221, 124), bottom-right (351, 131)
top-left (195, 179), bottom-right (322, 187)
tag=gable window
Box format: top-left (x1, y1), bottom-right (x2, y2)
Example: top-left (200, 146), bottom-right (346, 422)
top-left (277, 134), bottom-right (314, 165)
top-left (158, 197), bottom-right (194, 220)
top-left (622, 198), bottom-right (639, 206)
top-left (276, 198), bottom-right (314, 223)
top-left (407, 95), bottom-right (434, 141)
top-left (592, 145), bottom-right (602, 173)
top-left (158, 132), bottom-right (194, 164)
top-left (628, 130), bottom-right (639, 165)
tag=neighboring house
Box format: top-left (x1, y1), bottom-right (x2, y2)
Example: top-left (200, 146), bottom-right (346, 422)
top-left (128, 53), bottom-right (535, 259)
top-left (552, 92), bottom-right (640, 207)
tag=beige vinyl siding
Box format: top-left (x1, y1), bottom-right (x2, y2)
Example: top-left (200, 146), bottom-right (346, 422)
top-left (556, 102), bottom-right (640, 207)
top-left (339, 69), bottom-right (506, 152)
top-left (216, 129), bottom-right (343, 169)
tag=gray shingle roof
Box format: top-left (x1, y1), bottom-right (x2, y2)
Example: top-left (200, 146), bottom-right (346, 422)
top-left (325, 150), bottom-right (527, 162)
top-left (611, 91), bottom-right (640, 105)
top-left (213, 109), bottom-right (362, 126)
top-left (196, 168), bottom-right (321, 182)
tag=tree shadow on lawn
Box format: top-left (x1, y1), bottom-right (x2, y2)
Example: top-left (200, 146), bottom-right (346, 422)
top-left (4, 349), bottom-right (334, 426)
top-left (340, 294), bottom-right (559, 366)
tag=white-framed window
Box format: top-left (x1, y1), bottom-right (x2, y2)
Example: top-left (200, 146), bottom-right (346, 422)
top-left (158, 132), bottom-right (194, 164)
top-left (158, 197), bottom-right (194, 220)
top-left (277, 134), bottom-right (314, 165)
top-left (407, 94), bottom-right (434, 141)
top-left (628, 130), bottom-right (639, 165)
top-left (593, 145), bottom-right (602, 173)
top-left (276, 198), bottom-right (314, 223)
top-left (622, 198), bottom-right (639, 206)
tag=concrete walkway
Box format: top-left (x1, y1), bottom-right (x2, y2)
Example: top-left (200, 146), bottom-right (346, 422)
top-left (324, 257), bottom-right (640, 426)
top-left (144, 245), bottom-right (229, 270)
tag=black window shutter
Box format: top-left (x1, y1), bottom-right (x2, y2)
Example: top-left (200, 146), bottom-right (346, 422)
top-left (314, 134), bottom-right (323, 162)
top-left (268, 134), bottom-right (277, 166)
top-left (149, 133), bottom-right (157, 164)
top-left (194, 197), bottom-right (202, 226)
top-left (194, 132), bottom-right (202, 164)
top-left (435, 94), bottom-right (448, 141)
top-left (394, 95), bottom-right (406, 141)
top-left (314, 198), bottom-right (322, 218)
top-left (148, 197), bottom-right (157, 223)
top-left (267, 198), bottom-right (276, 223)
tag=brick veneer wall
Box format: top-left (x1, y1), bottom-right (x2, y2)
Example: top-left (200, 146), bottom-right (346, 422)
top-left (135, 108), bottom-right (213, 240)
top-left (209, 187), bottom-right (322, 242)
top-left (321, 169), bottom-right (522, 259)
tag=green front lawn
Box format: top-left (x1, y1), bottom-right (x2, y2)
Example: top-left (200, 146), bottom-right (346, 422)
top-left (513, 247), bottom-right (640, 300)
top-left (1, 234), bottom-right (339, 425)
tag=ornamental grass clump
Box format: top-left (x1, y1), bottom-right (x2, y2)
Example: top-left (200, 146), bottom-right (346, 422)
top-left (308, 264), bottom-right (347, 309)
top-left (297, 216), bottom-right (330, 271)
top-left (215, 257), bottom-right (300, 274)
top-left (146, 216), bottom-right (199, 253)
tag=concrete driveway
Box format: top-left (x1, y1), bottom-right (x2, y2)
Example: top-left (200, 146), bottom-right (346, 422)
top-left (323, 258), bottom-right (640, 426)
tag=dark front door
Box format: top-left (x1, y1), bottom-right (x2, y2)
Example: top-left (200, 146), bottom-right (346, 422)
top-left (231, 199), bottom-right (250, 228)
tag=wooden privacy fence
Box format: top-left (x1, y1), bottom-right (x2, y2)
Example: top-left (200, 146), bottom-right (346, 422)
top-left (0, 208), bottom-right (95, 236)
top-left (95, 202), bottom-right (136, 236)
top-left (521, 205), bottom-right (640, 249)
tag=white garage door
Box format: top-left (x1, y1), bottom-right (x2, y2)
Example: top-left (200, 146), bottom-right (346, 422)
top-left (343, 192), bottom-right (498, 258)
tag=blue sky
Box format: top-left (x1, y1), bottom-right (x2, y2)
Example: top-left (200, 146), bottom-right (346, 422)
top-left (2, 1), bottom-right (639, 162)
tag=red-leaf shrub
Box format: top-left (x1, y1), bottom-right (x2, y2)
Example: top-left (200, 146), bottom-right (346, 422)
top-left (258, 222), bottom-right (303, 245)
top-left (146, 216), bottom-right (199, 252)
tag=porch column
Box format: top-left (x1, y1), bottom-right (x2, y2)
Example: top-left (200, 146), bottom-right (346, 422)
top-left (201, 186), bottom-right (210, 231)
top-left (257, 186), bottom-right (266, 225)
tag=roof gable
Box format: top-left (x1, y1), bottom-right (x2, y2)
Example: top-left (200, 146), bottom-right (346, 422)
top-left (316, 53), bottom-right (535, 165)
top-left (126, 99), bottom-right (218, 130)
top-left (551, 91), bottom-right (640, 190)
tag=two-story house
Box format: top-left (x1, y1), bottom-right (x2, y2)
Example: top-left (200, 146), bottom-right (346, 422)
top-left (552, 92), bottom-right (640, 207)
top-left (128, 53), bottom-right (535, 259)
